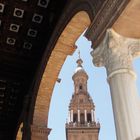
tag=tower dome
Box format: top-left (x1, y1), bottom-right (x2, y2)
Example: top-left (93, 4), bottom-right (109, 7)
top-left (72, 53), bottom-right (88, 80)
top-left (74, 59), bottom-right (86, 73)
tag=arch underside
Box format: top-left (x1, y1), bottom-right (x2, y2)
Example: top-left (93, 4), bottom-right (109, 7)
top-left (31, 0), bottom-right (130, 138)
top-left (33, 11), bottom-right (91, 127)
top-left (0, 0), bottom-right (129, 139)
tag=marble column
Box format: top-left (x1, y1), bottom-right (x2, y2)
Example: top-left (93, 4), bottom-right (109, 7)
top-left (78, 110), bottom-right (80, 123)
top-left (91, 29), bottom-right (140, 140)
top-left (91, 109), bottom-right (95, 122)
top-left (84, 110), bottom-right (87, 123)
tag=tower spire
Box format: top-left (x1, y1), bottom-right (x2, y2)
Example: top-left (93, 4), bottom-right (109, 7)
top-left (78, 50), bottom-right (80, 59)
top-left (76, 51), bottom-right (83, 67)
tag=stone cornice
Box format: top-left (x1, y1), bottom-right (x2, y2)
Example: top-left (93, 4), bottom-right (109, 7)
top-left (85, 0), bottom-right (130, 48)
top-left (31, 125), bottom-right (51, 135)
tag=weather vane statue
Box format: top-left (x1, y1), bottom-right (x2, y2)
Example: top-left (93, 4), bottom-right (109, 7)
top-left (78, 50), bottom-right (81, 59)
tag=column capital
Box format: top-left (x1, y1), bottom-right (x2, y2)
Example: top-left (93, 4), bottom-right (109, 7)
top-left (91, 29), bottom-right (140, 76)
top-left (31, 124), bottom-right (51, 136)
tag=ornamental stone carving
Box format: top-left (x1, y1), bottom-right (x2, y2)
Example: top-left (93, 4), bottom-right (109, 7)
top-left (85, 0), bottom-right (129, 47)
top-left (91, 29), bottom-right (140, 76)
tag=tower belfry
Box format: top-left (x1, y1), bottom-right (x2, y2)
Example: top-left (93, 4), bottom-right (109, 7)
top-left (66, 54), bottom-right (100, 140)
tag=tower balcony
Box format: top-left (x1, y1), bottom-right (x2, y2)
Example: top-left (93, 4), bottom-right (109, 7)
top-left (65, 121), bottom-right (100, 129)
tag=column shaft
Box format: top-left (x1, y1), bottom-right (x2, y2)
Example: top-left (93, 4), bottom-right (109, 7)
top-left (78, 110), bottom-right (80, 123)
top-left (84, 110), bottom-right (87, 123)
top-left (91, 109), bottom-right (95, 122)
top-left (109, 72), bottom-right (140, 140)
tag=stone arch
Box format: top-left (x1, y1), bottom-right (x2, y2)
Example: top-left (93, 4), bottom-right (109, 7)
top-left (28, 0), bottom-right (97, 139)
top-left (31, 11), bottom-right (91, 139)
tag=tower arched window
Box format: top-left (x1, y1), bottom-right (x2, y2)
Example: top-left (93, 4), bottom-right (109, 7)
top-left (73, 113), bottom-right (78, 122)
top-left (79, 85), bottom-right (82, 90)
top-left (87, 113), bottom-right (91, 123)
top-left (80, 113), bottom-right (84, 124)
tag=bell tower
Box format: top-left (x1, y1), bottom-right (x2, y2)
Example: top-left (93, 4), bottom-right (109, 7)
top-left (65, 53), bottom-right (100, 140)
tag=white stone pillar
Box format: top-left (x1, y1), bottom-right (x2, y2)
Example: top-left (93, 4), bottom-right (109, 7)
top-left (84, 110), bottom-right (87, 122)
top-left (91, 29), bottom-right (140, 140)
top-left (78, 110), bottom-right (80, 123)
top-left (91, 109), bottom-right (95, 122)
top-left (71, 110), bottom-right (73, 122)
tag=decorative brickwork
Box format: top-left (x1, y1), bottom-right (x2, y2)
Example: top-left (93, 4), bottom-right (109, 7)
top-left (66, 55), bottom-right (100, 140)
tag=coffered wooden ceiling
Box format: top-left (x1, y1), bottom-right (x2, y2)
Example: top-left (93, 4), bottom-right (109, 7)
top-left (0, 0), bottom-right (129, 139)
top-left (0, 0), bottom-right (67, 139)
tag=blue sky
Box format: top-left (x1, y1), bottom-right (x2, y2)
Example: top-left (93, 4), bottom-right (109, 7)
top-left (48, 35), bottom-right (140, 140)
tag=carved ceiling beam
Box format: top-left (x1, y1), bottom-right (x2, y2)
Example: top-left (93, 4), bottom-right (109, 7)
top-left (85, 0), bottom-right (130, 48)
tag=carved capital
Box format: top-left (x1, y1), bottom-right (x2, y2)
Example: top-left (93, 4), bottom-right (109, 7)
top-left (91, 29), bottom-right (140, 75)
top-left (128, 40), bottom-right (140, 58)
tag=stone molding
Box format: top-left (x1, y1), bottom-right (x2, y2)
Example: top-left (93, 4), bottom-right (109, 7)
top-left (107, 68), bottom-right (137, 82)
top-left (85, 0), bottom-right (130, 48)
top-left (91, 29), bottom-right (140, 76)
top-left (31, 125), bottom-right (51, 135)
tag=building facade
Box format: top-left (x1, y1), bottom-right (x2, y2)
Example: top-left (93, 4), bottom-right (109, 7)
top-left (66, 55), bottom-right (100, 140)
